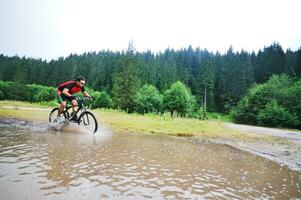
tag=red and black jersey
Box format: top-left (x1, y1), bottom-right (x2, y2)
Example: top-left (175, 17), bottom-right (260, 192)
top-left (57, 80), bottom-right (85, 95)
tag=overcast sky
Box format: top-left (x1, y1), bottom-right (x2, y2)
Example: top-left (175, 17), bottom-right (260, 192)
top-left (0, 0), bottom-right (300, 61)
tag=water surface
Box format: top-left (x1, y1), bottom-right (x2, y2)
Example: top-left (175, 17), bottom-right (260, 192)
top-left (0, 120), bottom-right (300, 199)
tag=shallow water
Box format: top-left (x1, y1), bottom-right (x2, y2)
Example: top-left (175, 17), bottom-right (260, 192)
top-left (0, 120), bottom-right (300, 199)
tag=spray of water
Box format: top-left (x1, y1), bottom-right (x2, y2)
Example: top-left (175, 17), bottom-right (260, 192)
top-left (49, 121), bottom-right (112, 136)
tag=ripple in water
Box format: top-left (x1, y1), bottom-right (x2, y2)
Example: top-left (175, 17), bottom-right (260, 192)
top-left (0, 120), bottom-right (300, 199)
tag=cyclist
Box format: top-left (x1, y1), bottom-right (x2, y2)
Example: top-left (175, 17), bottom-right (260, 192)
top-left (55, 76), bottom-right (92, 123)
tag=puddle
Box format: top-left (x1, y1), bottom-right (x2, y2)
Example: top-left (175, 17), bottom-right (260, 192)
top-left (0, 119), bottom-right (300, 199)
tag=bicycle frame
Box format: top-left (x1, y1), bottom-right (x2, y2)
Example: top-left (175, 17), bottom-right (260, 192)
top-left (62, 98), bottom-right (90, 122)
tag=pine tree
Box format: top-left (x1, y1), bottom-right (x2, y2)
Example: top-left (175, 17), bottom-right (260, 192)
top-left (13, 57), bottom-right (29, 83)
top-left (112, 43), bottom-right (140, 112)
top-left (285, 49), bottom-right (297, 76)
top-left (295, 48), bottom-right (301, 77)
top-left (12, 58), bottom-right (29, 100)
top-left (258, 42), bottom-right (287, 82)
top-left (195, 58), bottom-right (215, 111)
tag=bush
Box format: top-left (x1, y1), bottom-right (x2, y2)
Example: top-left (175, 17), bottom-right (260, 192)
top-left (231, 74), bottom-right (301, 129)
top-left (91, 91), bottom-right (113, 109)
top-left (34, 88), bottom-right (56, 102)
top-left (0, 80), bottom-right (56, 102)
top-left (27, 84), bottom-right (44, 102)
top-left (134, 84), bottom-right (163, 114)
top-left (0, 81), bottom-right (11, 98)
top-left (186, 95), bottom-right (199, 118)
top-left (230, 97), bottom-right (257, 125)
top-left (257, 99), bottom-right (299, 128)
top-left (9, 82), bottom-right (29, 101)
top-left (163, 81), bottom-right (196, 117)
top-left (0, 90), bottom-right (4, 100)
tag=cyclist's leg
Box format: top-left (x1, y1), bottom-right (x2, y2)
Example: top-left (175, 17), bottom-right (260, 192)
top-left (71, 99), bottom-right (78, 112)
top-left (57, 94), bottom-right (67, 116)
top-left (70, 99), bottom-right (79, 120)
top-left (58, 102), bottom-right (67, 116)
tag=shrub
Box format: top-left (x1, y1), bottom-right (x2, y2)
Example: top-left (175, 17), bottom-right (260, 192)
top-left (163, 81), bottom-right (196, 117)
top-left (0, 90), bottom-right (4, 100)
top-left (257, 99), bottom-right (299, 128)
top-left (34, 88), bottom-right (56, 102)
top-left (0, 81), bottom-right (56, 102)
top-left (0, 81), bottom-right (11, 98)
top-left (27, 84), bottom-right (44, 102)
top-left (91, 91), bottom-right (113, 109)
top-left (231, 74), bottom-right (301, 129)
top-left (134, 84), bottom-right (163, 114)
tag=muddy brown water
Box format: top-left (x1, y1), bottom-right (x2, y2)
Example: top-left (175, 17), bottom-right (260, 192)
top-left (0, 120), bottom-right (300, 199)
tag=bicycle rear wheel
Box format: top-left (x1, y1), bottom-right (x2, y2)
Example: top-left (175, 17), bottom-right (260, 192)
top-left (78, 111), bottom-right (98, 133)
top-left (49, 107), bottom-right (68, 123)
top-left (49, 108), bottom-right (59, 123)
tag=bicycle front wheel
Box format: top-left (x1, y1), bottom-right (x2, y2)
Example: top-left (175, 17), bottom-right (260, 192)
top-left (78, 111), bottom-right (98, 133)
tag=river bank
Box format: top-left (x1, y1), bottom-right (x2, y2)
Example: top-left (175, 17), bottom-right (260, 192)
top-left (1, 100), bottom-right (301, 171)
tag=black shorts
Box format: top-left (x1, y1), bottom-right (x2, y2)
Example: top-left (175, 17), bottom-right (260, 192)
top-left (58, 94), bottom-right (73, 103)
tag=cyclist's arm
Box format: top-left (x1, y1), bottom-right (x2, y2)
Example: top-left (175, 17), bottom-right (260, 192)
top-left (62, 88), bottom-right (73, 98)
top-left (83, 91), bottom-right (91, 97)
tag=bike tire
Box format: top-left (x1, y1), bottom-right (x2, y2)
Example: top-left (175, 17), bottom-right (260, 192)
top-left (78, 111), bottom-right (98, 133)
top-left (49, 108), bottom-right (68, 123)
top-left (49, 108), bottom-right (59, 123)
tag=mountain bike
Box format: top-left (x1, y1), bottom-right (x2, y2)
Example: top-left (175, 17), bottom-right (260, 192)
top-left (49, 97), bottom-right (98, 133)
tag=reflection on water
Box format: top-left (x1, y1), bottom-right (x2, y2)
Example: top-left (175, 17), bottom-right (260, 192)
top-left (0, 121), bottom-right (300, 199)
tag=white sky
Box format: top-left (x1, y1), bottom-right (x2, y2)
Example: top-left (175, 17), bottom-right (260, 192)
top-left (0, 0), bottom-right (300, 61)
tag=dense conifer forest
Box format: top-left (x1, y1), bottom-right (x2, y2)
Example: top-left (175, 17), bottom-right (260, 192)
top-left (0, 42), bottom-right (300, 128)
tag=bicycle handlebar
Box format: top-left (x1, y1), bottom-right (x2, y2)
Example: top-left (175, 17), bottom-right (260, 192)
top-left (75, 96), bottom-right (93, 107)
top-left (75, 96), bottom-right (92, 101)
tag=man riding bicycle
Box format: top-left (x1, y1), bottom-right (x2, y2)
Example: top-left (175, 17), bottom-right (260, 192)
top-left (55, 76), bottom-right (92, 123)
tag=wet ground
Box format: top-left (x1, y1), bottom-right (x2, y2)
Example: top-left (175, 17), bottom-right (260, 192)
top-left (223, 123), bottom-right (301, 171)
top-left (225, 123), bottom-right (301, 144)
top-left (0, 119), bottom-right (300, 199)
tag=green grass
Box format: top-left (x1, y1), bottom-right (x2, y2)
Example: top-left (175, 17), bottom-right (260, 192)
top-left (0, 100), bottom-right (56, 108)
top-left (0, 100), bottom-right (280, 142)
top-left (93, 108), bottom-right (258, 140)
top-left (0, 100), bottom-right (52, 122)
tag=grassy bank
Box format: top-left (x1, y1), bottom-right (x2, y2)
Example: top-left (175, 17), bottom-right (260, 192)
top-left (0, 100), bottom-right (272, 141)
top-left (0, 100), bottom-right (51, 122)
top-left (96, 109), bottom-right (242, 138)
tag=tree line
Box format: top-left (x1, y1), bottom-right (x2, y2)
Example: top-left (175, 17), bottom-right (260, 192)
top-left (0, 42), bottom-right (300, 116)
